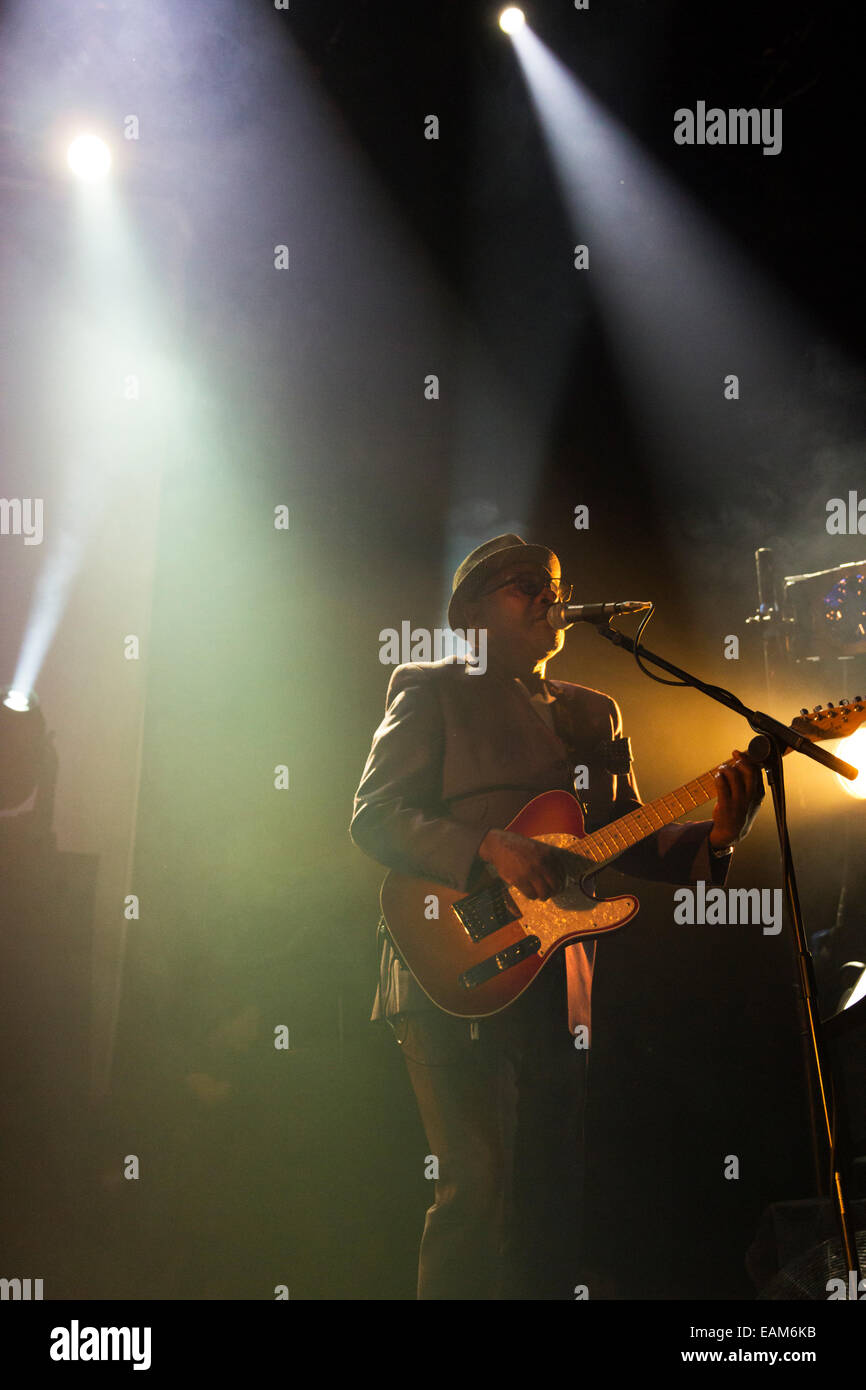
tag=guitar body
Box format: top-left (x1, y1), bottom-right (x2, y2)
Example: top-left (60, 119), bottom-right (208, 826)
top-left (380, 789), bottom-right (640, 1018)
top-left (376, 697), bottom-right (864, 1018)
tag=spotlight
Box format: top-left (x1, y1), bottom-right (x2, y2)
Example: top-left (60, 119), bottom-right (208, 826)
top-left (835, 726), bottom-right (866, 801)
top-left (499, 7), bottom-right (526, 34)
top-left (66, 133), bottom-right (112, 181)
top-left (2, 687), bottom-right (32, 713)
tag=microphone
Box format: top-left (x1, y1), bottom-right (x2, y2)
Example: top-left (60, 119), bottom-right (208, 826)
top-left (546, 600), bottom-right (652, 630)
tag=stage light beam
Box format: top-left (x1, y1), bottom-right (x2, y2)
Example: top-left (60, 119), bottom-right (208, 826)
top-left (67, 134), bottom-right (112, 181)
top-left (499, 7), bottom-right (526, 34)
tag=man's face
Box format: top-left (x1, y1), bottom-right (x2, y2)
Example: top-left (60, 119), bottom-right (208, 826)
top-left (465, 562), bottom-right (567, 669)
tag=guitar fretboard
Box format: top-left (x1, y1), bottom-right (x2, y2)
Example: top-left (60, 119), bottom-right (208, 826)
top-left (577, 766), bottom-right (721, 867)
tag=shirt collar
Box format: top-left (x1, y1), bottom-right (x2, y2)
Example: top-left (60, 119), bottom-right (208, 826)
top-left (515, 675), bottom-right (557, 704)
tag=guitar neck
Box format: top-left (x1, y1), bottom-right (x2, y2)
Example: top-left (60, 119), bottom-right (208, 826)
top-left (579, 765), bottom-right (721, 867)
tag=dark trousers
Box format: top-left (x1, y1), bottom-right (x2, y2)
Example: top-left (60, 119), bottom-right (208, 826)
top-left (392, 952), bottom-right (589, 1300)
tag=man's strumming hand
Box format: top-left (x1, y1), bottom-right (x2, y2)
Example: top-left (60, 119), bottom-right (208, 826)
top-left (477, 828), bottom-right (589, 900)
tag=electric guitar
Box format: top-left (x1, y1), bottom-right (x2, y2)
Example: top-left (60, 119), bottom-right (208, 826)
top-left (380, 697), bottom-right (865, 1017)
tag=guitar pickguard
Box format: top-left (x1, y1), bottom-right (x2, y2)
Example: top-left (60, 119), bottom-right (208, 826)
top-left (505, 831), bottom-right (639, 951)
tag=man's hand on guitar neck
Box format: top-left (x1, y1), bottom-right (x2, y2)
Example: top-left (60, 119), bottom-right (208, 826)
top-left (709, 747), bottom-right (765, 853)
top-left (476, 828), bottom-right (589, 901)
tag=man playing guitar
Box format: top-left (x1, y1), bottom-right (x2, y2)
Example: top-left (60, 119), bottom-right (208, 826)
top-left (350, 533), bottom-right (765, 1300)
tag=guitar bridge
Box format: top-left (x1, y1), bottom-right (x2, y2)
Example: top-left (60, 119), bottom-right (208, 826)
top-left (452, 884), bottom-right (520, 942)
top-left (459, 936), bottom-right (542, 990)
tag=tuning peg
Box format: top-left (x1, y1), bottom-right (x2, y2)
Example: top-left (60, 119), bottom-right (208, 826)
top-left (813, 705), bottom-right (823, 712)
top-left (800, 708), bottom-right (809, 715)
top-left (828, 701), bottom-right (835, 708)
top-left (841, 698), bottom-right (849, 706)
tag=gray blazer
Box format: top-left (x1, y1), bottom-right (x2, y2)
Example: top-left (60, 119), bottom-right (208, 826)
top-left (350, 657), bottom-right (729, 1035)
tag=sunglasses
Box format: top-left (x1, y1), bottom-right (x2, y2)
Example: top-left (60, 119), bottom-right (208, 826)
top-left (478, 572), bottom-right (573, 604)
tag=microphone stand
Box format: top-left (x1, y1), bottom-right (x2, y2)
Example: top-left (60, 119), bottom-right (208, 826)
top-left (589, 616), bottom-right (863, 1289)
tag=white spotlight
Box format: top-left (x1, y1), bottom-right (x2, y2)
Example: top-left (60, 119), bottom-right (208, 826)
top-left (836, 726), bottom-right (866, 800)
top-left (2, 688), bottom-right (31, 713)
top-left (499, 7), bottom-right (526, 34)
top-left (67, 133), bottom-right (112, 181)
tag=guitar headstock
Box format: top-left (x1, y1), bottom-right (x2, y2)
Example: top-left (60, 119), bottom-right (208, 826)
top-left (790, 695), bottom-right (866, 742)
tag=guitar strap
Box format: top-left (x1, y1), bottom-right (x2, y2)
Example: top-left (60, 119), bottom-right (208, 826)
top-left (596, 735), bottom-right (634, 776)
top-left (549, 694), bottom-right (634, 776)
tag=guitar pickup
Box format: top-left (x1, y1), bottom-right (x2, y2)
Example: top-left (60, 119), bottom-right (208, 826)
top-left (459, 936), bottom-right (541, 990)
top-left (452, 885), bottom-right (520, 942)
